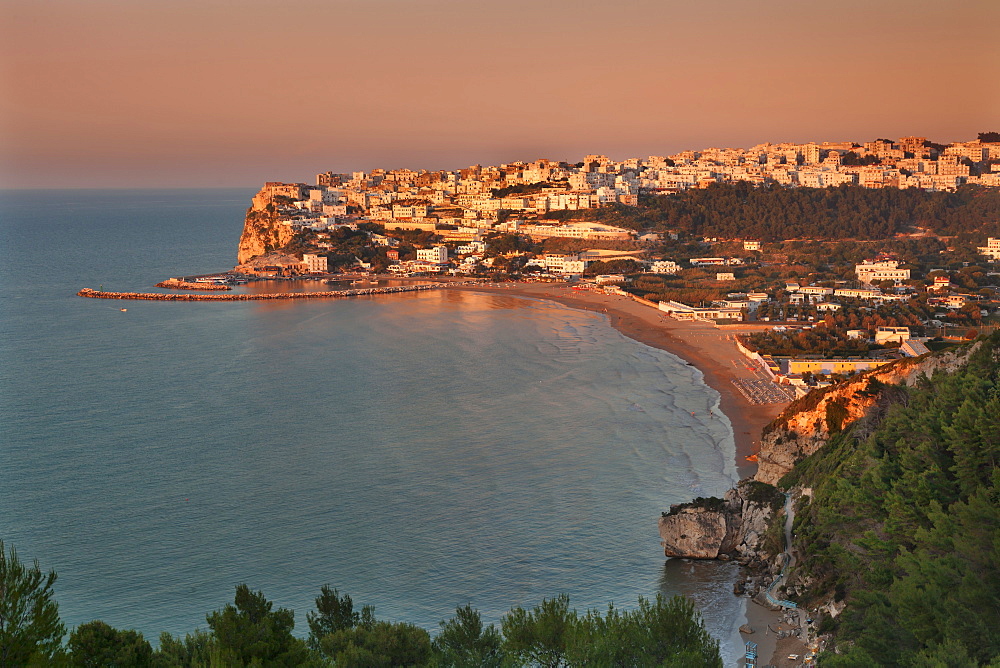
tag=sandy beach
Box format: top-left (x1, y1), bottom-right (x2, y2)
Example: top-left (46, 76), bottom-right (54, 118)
top-left (450, 281), bottom-right (794, 666)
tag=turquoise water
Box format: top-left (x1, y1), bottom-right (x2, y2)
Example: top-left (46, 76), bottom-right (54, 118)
top-left (0, 189), bottom-right (743, 659)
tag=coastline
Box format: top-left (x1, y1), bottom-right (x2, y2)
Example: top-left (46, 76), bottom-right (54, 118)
top-left (95, 274), bottom-right (789, 664)
top-left (450, 282), bottom-right (790, 667)
top-left (449, 282), bottom-right (786, 480)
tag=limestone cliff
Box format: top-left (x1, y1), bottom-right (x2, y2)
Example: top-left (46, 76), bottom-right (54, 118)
top-left (754, 343), bottom-right (978, 485)
top-left (658, 480), bottom-right (783, 565)
top-left (659, 341), bottom-right (980, 565)
top-left (236, 188), bottom-right (296, 265)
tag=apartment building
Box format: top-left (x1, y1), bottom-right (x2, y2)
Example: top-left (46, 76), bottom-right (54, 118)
top-left (650, 260), bottom-right (681, 274)
top-left (416, 246), bottom-right (448, 264)
top-left (978, 237), bottom-right (1000, 260)
top-left (856, 260), bottom-right (911, 284)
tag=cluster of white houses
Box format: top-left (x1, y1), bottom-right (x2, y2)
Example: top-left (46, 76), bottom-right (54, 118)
top-left (258, 135), bottom-right (1000, 249)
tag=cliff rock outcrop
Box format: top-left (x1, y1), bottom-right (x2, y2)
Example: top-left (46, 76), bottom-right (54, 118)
top-left (658, 480), bottom-right (783, 563)
top-left (754, 343), bottom-right (978, 484)
top-left (236, 189), bottom-right (296, 265)
top-left (659, 343), bottom-right (978, 564)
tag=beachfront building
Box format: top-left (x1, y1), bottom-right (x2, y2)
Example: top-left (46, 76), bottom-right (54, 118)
top-left (658, 300), bottom-right (744, 321)
top-left (784, 357), bottom-right (891, 376)
top-left (535, 254), bottom-right (587, 275)
top-left (302, 253), bottom-right (328, 273)
top-left (416, 246), bottom-right (448, 264)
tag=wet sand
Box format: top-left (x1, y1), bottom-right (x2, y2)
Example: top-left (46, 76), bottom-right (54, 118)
top-left (450, 282), bottom-right (786, 479)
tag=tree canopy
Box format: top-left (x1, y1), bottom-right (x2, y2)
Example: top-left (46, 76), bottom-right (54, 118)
top-left (0, 541), bottom-right (65, 667)
top-left (0, 566), bottom-right (724, 667)
top-left (546, 182), bottom-right (1000, 241)
top-left (68, 620), bottom-right (151, 667)
top-left (206, 584), bottom-right (309, 667)
top-left (779, 332), bottom-right (1000, 666)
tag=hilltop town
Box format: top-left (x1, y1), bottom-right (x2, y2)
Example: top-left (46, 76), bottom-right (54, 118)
top-left (231, 133), bottom-right (1000, 394)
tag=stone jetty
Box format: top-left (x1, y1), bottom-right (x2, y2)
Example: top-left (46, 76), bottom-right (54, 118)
top-left (77, 284), bottom-right (440, 301)
top-left (155, 278), bottom-right (231, 291)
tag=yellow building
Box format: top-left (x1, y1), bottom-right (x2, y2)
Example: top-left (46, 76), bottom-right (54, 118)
top-left (785, 358), bottom-right (891, 375)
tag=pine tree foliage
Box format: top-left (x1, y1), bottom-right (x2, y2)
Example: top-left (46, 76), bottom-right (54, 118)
top-left (0, 541), bottom-right (65, 667)
top-left (555, 182), bottom-right (1000, 241)
top-left (781, 332), bottom-right (1000, 666)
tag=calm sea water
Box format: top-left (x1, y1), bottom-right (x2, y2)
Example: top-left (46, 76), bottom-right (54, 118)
top-left (0, 189), bottom-right (744, 660)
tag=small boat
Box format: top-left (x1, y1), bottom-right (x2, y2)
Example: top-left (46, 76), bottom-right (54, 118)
top-left (120, 308), bottom-right (128, 312)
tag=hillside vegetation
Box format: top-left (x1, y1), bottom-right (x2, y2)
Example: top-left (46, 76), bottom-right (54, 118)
top-left (548, 182), bottom-right (1000, 241)
top-left (778, 332), bottom-right (1000, 666)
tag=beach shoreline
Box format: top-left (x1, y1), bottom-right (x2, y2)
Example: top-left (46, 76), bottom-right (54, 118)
top-left (449, 281), bottom-right (790, 667)
top-left (449, 282), bottom-right (787, 480)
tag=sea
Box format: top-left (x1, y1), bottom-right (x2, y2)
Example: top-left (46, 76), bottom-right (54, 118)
top-left (0, 189), bottom-right (745, 661)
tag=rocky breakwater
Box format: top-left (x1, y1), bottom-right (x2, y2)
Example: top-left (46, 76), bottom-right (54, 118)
top-left (77, 285), bottom-right (440, 301)
top-left (237, 188), bottom-right (297, 265)
top-left (658, 479), bottom-right (785, 567)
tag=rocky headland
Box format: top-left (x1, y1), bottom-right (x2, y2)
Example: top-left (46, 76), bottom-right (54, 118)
top-left (659, 341), bottom-right (980, 565)
top-left (658, 479), bottom-right (784, 566)
top-left (237, 188), bottom-right (297, 265)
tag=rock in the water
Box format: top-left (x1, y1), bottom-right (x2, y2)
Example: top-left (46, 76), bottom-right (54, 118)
top-left (658, 501), bottom-right (736, 559)
top-left (658, 480), bottom-right (782, 562)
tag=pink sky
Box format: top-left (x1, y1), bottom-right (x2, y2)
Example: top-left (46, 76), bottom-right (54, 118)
top-left (2, 0), bottom-right (998, 188)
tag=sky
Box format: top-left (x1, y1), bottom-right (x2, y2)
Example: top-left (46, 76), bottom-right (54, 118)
top-left (2, 0), bottom-right (998, 189)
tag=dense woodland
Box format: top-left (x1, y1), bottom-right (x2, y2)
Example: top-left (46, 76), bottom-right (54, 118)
top-left (546, 183), bottom-right (1000, 241)
top-left (777, 333), bottom-right (1000, 666)
top-left (0, 557), bottom-right (723, 667)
